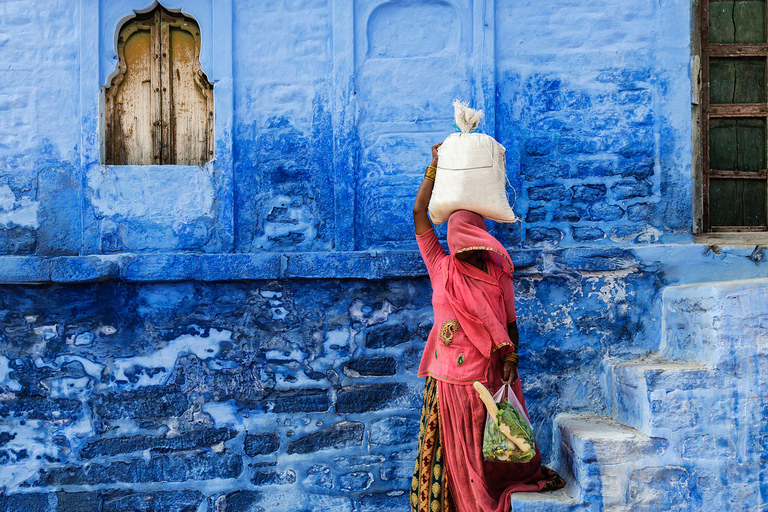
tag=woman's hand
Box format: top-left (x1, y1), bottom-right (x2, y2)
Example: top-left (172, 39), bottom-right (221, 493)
top-left (502, 360), bottom-right (518, 384)
top-left (431, 142), bottom-right (442, 166)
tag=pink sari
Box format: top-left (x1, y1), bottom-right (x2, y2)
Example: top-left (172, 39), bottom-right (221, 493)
top-left (438, 211), bottom-right (547, 511)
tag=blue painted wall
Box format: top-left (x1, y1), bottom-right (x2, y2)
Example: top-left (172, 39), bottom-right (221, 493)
top-left (0, 0), bottom-right (765, 510)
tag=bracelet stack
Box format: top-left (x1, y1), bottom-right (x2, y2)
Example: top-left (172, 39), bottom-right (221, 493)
top-left (424, 165), bottom-right (437, 182)
top-left (503, 352), bottom-right (519, 365)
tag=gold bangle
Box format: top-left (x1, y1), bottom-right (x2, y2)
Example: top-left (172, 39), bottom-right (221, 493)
top-left (503, 352), bottom-right (519, 365)
top-left (424, 165), bottom-right (437, 182)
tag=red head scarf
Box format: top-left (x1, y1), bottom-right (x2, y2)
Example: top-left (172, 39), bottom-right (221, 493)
top-left (443, 211), bottom-right (515, 358)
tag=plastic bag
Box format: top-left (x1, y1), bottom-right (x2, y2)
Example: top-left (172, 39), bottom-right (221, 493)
top-left (474, 382), bottom-right (536, 463)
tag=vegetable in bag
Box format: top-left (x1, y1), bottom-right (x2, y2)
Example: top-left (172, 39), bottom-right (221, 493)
top-left (473, 381), bottom-right (536, 463)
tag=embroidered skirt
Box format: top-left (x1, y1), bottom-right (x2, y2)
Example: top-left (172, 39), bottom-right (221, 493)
top-left (410, 377), bottom-right (456, 512)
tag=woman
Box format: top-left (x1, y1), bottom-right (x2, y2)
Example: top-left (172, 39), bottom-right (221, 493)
top-left (410, 143), bottom-right (565, 512)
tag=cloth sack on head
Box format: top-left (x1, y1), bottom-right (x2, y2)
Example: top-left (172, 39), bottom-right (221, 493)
top-left (428, 101), bottom-right (518, 225)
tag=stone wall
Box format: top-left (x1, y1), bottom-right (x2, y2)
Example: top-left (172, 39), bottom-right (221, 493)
top-left (1, 0), bottom-right (766, 510)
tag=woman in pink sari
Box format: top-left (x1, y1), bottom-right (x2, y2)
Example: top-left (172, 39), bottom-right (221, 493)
top-left (410, 143), bottom-right (565, 512)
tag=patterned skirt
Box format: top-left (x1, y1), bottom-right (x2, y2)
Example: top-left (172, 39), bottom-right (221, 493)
top-left (410, 377), bottom-right (456, 512)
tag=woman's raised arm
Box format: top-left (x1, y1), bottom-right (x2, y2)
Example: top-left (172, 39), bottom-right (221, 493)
top-left (413, 142), bottom-right (441, 235)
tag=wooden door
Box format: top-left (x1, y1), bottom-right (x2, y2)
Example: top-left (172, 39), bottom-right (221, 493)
top-left (105, 6), bottom-right (213, 166)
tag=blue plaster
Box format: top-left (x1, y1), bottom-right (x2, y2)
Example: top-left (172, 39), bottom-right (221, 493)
top-left (1, 0), bottom-right (766, 510)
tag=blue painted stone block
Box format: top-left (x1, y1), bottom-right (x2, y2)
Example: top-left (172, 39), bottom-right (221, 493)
top-left (553, 206), bottom-right (588, 223)
top-left (244, 433), bottom-right (280, 456)
top-left (286, 421), bottom-right (364, 454)
top-left (252, 469), bottom-right (297, 486)
top-left (343, 357), bottom-right (397, 377)
top-left (612, 180), bottom-right (652, 200)
top-left (572, 226), bottom-right (606, 242)
top-left (37, 452), bottom-right (243, 486)
top-left (589, 203), bottom-right (625, 222)
top-left (370, 416), bottom-right (420, 446)
top-left (339, 471), bottom-right (373, 491)
top-left (627, 203), bottom-right (654, 222)
top-left (528, 185), bottom-right (566, 202)
top-left (336, 383), bottom-right (410, 413)
top-left (526, 207), bottom-right (547, 223)
top-left (526, 227), bottom-right (564, 244)
top-left (359, 492), bottom-right (410, 512)
top-left (569, 185), bottom-right (606, 203)
top-left (80, 428), bottom-right (237, 458)
top-left (0, 493), bottom-right (50, 512)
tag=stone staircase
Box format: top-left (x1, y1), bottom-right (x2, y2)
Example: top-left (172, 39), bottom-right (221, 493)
top-left (510, 278), bottom-right (768, 511)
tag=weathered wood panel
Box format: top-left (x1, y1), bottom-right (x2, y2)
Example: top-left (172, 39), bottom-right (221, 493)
top-left (104, 6), bottom-right (213, 166)
top-left (709, 0), bottom-right (766, 44)
top-left (709, 117), bottom-right (766, 170)
top-left (710, 177), bottom-right (767, 225)
top-left (169, 25), bottom-right (214, 166)
top-left (709, 57), bottom-right (765, 103)
top-left (105, 28), bottom-right (154, 165)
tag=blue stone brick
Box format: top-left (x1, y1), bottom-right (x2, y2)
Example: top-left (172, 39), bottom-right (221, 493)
top-left (37, 452), bottom-right (243, 485)
top-left (339, 471), bottom-right (373, 491)
top-left (0, 493), bottom-right (50, 512)
top-left (521, 156), bottom-right (570, 181)
top-left (576, 160), bottom-right (615, 177)
top-left (0, 228), bottom-right (37, 255)
top-left (572, 226), bottom-right (606, 242)
top-left (123, 254), bottom-right (201, 282)
top-left (0, 257), bottom-right (49, 283)
top-left (525, 227), bottom-right (563, 244)
top-left (525, 206), bottom-right (547, 223)
top-left (336, 383), bottom-right (409, 413)
top-left (286, 421), bottom-right (364, 454)
top-left (612, 179), bottom-right (652, 200)
top-left (0, 396), bottom-right (80, 421)
top-left (553, 206), bottom-right (587, 223)
top-left (569, 184), bottom-right (606, 203)
top-left (524, 137), bottom-right (551, 156)
top-left (251, 470), bottom-right (297, 486)
top-left (244, 433), bottom-right (280, 456)
top-left (359, 492), bottom-right (410, 512)
top-left (343, 357), bottom-right (397, 377)
top-left (50, 256), bottom-right (120, 283)
top-left (589, 203), bottom-right (625, 222)
top-left (80, 428), bottom-right (237, 458)
top-left (57, 491), bottom-right (205, 512)
top-left (557, 137), bottom-right (604, 155)
top-left (618, 157), bottom-right (655, 178)
top-left (365, 324), bottom-right (412, 349)
top-left (94, 388), bottom-right (189, 420)
top-left (370, 416), bottom-right (419, 446)
top-left (528, 185), bottom-right (565, 202)
top-left (261, 389), bottom-right (330, 413)
top-left (627, 202), bottom-right (654, 221)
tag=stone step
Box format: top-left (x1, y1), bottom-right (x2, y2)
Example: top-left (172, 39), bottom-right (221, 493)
top-left (552, 413), bottom-right (666, 510)
top-left (660, 278), bottom-right (768, 365)
top-left (606, 356), bottom-right (712, 437)
top-left (510, 488), bottom-right (583, 512)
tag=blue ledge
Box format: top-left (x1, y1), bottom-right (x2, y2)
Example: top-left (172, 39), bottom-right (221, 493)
top-left (0, 244), bottom-right (764, 284)
top-left (0, 248), bottom-right (646, 284)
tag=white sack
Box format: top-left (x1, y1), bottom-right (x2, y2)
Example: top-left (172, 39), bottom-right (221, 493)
top-left (428, 101), bottom-right (518, 225)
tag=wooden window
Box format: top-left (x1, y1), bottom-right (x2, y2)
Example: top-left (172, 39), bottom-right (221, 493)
top-left (702, 0), bottom-right (768, 231)
top-left (104, 5), bottom-right (214, 166)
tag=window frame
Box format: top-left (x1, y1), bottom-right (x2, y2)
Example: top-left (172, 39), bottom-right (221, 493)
top-left (699, 0), bottom-right (768, 234)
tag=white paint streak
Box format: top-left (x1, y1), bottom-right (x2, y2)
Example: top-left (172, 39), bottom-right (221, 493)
top-left (0, 356), bottom-right (22, 391)
top-left (0, 187), bottom-right (39, 229)
top-left (112, 329), bottom-right (231, 389)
